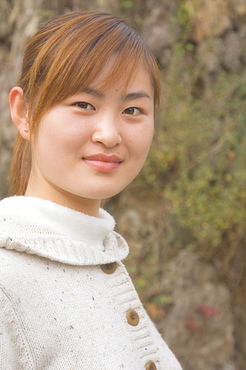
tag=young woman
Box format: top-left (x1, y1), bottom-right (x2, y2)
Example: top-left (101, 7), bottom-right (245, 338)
top-left (0, 11), bottom-right (182, 369)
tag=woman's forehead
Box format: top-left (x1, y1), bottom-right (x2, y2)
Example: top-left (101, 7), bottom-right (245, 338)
top-left (86, 56), bottom-right (151, 92)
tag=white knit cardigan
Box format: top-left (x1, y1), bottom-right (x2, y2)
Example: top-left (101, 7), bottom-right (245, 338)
top-left (0, 197), bottom-right (182, 370)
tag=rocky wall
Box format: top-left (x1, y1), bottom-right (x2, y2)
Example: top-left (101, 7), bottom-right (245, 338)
top-left (0, 1), bottom-right (245, 369)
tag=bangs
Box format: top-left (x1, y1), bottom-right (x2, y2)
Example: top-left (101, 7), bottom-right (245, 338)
top-left (58, 40), bottom-right (146, 99)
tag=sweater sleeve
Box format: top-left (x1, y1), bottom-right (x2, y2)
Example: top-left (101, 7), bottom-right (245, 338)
top-left (0, 287), bottom-right (33, 369)
top-left (144, 308), bottom-right (183, 369)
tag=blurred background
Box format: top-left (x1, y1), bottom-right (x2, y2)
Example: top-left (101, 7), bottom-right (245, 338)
top-left (0, 1), bottom-right (245, 369)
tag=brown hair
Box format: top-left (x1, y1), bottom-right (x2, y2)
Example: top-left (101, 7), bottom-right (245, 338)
top-left (10, 11), bottom-right (161, 195)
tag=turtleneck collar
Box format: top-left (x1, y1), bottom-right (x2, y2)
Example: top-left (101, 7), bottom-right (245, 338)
top-left (0, 196), bottom-right (115, 252)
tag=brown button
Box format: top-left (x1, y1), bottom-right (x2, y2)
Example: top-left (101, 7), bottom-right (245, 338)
top-left (146, 360), bottom-right (157, 370)
top-left (126, 309), bottom-right (139, 326)
top-left (101, 262), bottom-right (117, 274)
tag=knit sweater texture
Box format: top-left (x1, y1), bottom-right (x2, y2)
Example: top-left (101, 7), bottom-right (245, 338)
top-left (0, 197), bottom-right (182, 370)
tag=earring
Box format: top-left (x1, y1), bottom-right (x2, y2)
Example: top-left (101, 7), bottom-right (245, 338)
top-left (24, 128), bottom-right (28, 133)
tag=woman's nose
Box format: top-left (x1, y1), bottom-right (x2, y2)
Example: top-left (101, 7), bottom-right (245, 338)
top-left (92, 114), bottom-right (122, 148)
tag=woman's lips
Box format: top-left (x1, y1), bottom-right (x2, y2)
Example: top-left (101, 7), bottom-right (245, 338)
top-left (83, 154), bottom-right (123, 172)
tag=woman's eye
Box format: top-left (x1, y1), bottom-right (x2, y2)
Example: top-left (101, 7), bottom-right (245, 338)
top-left (123, 107), bottom-right (142, 116)
top-left (74, 102), bottom-right (94, 110)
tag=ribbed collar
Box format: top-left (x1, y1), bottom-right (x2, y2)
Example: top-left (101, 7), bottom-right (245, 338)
top-left (0, 196), bottom-right (129, 265)
top-left (0, 196), bottom-right (115, 251)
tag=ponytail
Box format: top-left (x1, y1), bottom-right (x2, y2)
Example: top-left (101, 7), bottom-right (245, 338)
top-left (10, 134), bottom-right (32, 195)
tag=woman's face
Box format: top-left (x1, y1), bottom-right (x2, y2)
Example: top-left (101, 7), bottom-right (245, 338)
top-left (26, 64), bottom-right (155, 215)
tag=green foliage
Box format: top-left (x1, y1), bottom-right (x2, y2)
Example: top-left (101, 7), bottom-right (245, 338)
top-left (139, 43), bottom-right (246, 251)
top-left (120, 0), bottom-right (135, 9)
top-left (37, 8), bottom-right (52, 22)
top-left (154, 294), bottom-right (173, 306)
top-left (176, 1), bottom-right (190, 25)
top-left (175, 0), bottom-right (193, 40)
top-left (119, 0), bottom-right (144, 28)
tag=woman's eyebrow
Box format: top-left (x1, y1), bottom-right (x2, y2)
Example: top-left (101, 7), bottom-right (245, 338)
top-left (83, 88), bottom-right (151, 101)
top-left (121, 91), bottom-right (151, 101)
top-left (83, 88), bottom-right (105, 99)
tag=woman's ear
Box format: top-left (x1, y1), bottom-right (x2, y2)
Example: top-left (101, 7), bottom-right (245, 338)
top-left (9, 87), bottom-right (30, 140)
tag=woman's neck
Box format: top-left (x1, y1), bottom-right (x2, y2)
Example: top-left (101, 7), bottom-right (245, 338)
top-left (25, 185), bottom-right (101, 217)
